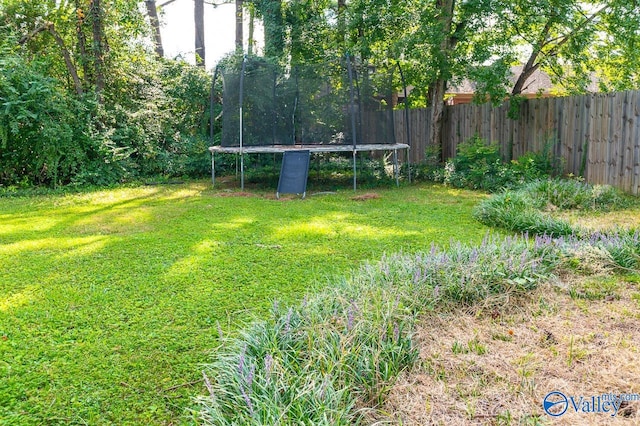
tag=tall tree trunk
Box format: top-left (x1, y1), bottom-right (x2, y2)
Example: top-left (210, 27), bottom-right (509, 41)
top-left (75, 0), bottom-right (92, 90)
top-left (429, 0), bottom-right (455, 161)
top-left (248, 2), bottom-right (255, 55)
top-left (145, 0), bottom-right (164, 57)
top-left (337, 0), bottom-right (346, 48)
top-left (429, 79), bottom-right (447, 160)
top-left (90, 0), bottom-right (105, 97)
top-left (235, 0), bottom-right (243, 52)
top-left (194, 0), bottom-right (205, 66)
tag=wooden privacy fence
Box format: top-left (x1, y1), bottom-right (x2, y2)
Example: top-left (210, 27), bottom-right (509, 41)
top-left (393, 90), bottom-right (640, 194)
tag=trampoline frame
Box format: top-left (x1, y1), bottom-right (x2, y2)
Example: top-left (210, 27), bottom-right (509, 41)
top-left (209, 143), bottom-right (409, 190)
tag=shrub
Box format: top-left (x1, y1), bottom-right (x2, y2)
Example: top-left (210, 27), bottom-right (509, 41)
top-left (433, 136), bottom-right (560, 192)
top-left (0, 49), bottom-right (93, 187)
top-left (473, 190), bottom-right (575, 237)
top-left (522, 179), bottom-right (626, 211)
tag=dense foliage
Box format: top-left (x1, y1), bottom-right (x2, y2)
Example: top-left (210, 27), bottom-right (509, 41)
top-left (0, 2), bottom-right (213, 188)
top-left (426, 136), bottom-right (561, 192)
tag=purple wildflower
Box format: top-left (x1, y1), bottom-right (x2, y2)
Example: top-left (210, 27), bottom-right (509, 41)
top-left (413, 267), bottom-right (421, 284)
top-left (347, 300), bottom-right (358, 331)
top-left (264, 354), bottom-right (273, 376)
top-left (241, 386), bottom-right (254, 416)
top-left (433, 285), bottom-right (440, 299)
top-left (202, 371), bottom-right (215, 398)
top-left (284, 308), bottom-right (293, 333)
top-left (238, 344), bottom-right (246, 375)
top-left (393, 322), bottom-right (400, 342)
top-left (469, 248), bottom-right (479, 264)
top-left (247, 364), bottom-right (255, 387)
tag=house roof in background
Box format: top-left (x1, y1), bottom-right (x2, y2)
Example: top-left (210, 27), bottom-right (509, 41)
top-left (448, 65), bottom-right (599, 95)
top-left (448, 66), bottom-right (554, 95)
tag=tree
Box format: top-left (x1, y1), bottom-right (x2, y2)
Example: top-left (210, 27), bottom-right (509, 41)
top-left (254, 0), bottom-right (285, 59)
top-left (427, 0), bottom-right (456, 160)
top-left (236, 0), bottom-right (243, 52)
top-left (18, 21), bottom-right (84, 96)
top-left (145, 0), bottom-right (164, 57)
top-left (90, 0), bottom-right (106, 95)
top-left (195, 0), bottom-right (205, 66)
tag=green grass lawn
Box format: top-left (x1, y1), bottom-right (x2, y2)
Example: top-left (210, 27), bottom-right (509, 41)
top-left (0, 181), bottom-right (488, 424)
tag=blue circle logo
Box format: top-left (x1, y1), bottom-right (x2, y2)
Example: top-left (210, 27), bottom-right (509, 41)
top-left (543, 391), bottom-right (569, 417)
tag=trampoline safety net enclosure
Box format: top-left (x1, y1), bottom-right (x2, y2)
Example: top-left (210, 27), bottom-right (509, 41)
top-left (209, 56), bottom-right (411, 190)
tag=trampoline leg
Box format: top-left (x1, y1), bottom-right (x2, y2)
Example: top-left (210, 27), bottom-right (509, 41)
top-left (352, 149), bottom-right (357, 192)
top-left (393, 149), bottom-right (399, 187)
top-left (407, 146), bottom-right (412, 184)
top-left (211, 152), bottom-right (216, 186)
top-left (240, 152), bottom-right (245, 191)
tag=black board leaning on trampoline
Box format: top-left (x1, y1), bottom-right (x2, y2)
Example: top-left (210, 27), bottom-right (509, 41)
top-left (277, 150), bottom-right (311, 199)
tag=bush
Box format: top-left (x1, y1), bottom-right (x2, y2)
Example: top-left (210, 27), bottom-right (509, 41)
top-left (432, 136), bottom-right (561, 192)
top-left (0, 49), bottom-right (92, 187)
top-left (522, 179), bottom-right (626, 211)
top-left (0, 38), bottom-right (213, 189)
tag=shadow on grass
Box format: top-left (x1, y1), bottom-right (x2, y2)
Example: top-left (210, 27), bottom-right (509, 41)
top-left (0, 181), bottom-right (488, 424)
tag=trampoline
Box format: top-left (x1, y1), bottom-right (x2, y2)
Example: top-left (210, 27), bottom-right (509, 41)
top-left (208, 55), bottom-right (411, 190)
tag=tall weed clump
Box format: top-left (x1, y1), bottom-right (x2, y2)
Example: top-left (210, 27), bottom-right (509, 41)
top-left (473, 179), bottom-right (628, 237)
top-left (196, 235), bottom-right (553, 424)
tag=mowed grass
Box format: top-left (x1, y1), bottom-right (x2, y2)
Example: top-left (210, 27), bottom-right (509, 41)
top-left (0, 181), bottom-right (488, 424)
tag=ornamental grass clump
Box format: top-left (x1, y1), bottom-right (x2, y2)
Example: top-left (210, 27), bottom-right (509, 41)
top-left (198, 277), bottom-right (418, 425)
top-left (545, 229), bottom-right (640, 272)
top-left (473, 179), bottom-right (628, 237)
top-left (196, 234), bottom-right (555, 425)
top-left (522, 178), bottom-right (626, 211)
top-left (368, 234), bottom-right (553, 309)
top-left (472, 190), bottom-right (575, 237)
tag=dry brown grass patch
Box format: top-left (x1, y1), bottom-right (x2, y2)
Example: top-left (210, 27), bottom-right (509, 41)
top-left (351, 193), bottom-right (381, 201)
top-left (557, 209), bottom-right (640, 232)
top-left (380, 278), bottom-right (640, 425)
top-left (215, 190), bottom-right (258, 198)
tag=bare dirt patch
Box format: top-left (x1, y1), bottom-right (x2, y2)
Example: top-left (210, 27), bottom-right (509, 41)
top-left (215, 191), bottom-right (258, 198)
top-left (380, 277), bottom-right (640, 425)
top-left (351, 193), bottom-right (381, 201)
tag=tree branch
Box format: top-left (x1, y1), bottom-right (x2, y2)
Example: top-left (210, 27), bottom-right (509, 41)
top-left (542, 4), bottom-right (609, 58)
top-left (19, 22), bottom-right (84, 96)
top-left (158, 0), bottom-right (178, 7)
